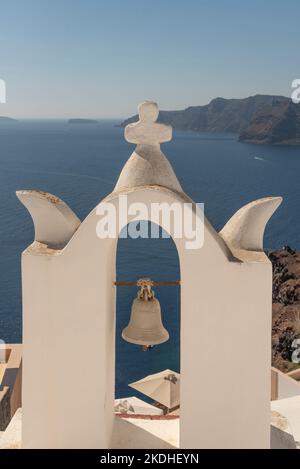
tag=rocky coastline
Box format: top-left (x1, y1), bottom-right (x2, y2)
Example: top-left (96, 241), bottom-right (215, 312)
top-left (120, 95), bottom-right (300, 145)
top-left (269, 246), bottom-right (300, 372)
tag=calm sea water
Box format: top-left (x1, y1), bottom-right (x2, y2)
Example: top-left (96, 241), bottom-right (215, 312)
top-left (0, 119), bottom-right (300, 398)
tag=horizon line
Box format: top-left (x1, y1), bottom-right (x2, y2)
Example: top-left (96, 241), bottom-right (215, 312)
top-left (0, 92), bottom-right (293, 120)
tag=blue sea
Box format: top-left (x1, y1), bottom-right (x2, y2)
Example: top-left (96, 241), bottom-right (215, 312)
top-left (0, 119), bottom-right (300, 398)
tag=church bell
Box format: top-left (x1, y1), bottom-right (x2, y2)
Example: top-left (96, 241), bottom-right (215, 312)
top-left (122, 278), bottom-right (169, 348)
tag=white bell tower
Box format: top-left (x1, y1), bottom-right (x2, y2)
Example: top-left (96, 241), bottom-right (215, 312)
top-left (18, 101), bottom-right (281, 448)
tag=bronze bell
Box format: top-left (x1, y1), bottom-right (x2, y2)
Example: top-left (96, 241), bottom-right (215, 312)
top-left (122, 278), bottom-right (169, 348)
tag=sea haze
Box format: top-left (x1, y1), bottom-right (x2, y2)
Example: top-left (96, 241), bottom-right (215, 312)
top-left (0, 119), bottom-right (299, 398)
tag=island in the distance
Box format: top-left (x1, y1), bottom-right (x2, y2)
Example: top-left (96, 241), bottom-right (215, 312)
top-left (68, 118), bottom-right (98, 124)
top-left (119, 95), bottom-right (300, 145)
top-left (0, 116), bottom-right (18, 124)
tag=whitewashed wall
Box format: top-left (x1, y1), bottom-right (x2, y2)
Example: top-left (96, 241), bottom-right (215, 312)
top-left (21, 186), bottom-right (272, 449)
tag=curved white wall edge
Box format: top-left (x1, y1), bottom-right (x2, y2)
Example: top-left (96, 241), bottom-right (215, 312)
top-left (219, 196), bottom-right (283, 251)
top-left (16, 190), bottom-right (81, 248)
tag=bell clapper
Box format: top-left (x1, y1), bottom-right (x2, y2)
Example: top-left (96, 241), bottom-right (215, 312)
top-left (142, 345), bottom-right (153, 352)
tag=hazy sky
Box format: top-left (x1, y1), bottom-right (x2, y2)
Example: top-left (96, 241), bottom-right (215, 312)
top-left (0, 0), bottom-right (299, 118)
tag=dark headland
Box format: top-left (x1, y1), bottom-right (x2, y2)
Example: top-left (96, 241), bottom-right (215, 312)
top-left (120, 95), bottom-right (300, 145)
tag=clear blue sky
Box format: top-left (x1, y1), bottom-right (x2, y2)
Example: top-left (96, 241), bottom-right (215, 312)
top-left (1, 0), bottom-right (299, 118)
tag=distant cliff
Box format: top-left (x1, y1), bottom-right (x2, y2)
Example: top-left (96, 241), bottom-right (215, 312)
top-left (120, 95), bottom-right (300, 145)
top-left (239, 100), bottom-right (300, 144)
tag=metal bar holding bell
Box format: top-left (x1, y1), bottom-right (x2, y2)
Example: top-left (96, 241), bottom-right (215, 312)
top-left (114, 280), bottom-right (180, 286)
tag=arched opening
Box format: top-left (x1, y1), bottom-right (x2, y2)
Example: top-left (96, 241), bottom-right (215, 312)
top-left (115, 221), bottom-right (180, 416)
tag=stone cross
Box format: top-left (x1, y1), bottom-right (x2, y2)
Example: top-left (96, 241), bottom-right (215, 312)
top-left (125, 101), bottom-right (172, 146)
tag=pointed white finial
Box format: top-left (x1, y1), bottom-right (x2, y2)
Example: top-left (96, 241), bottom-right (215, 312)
top-left (125, 101), bottom-right (172, 146)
